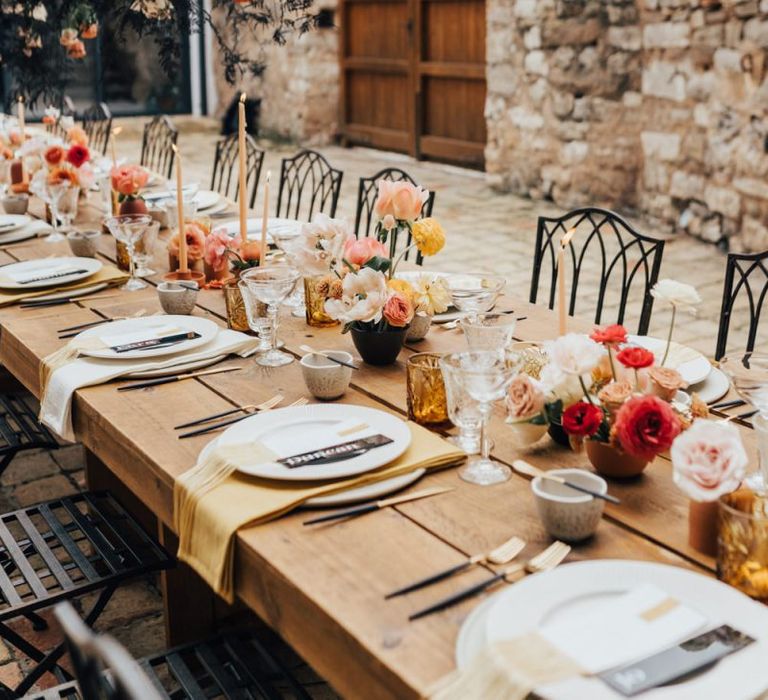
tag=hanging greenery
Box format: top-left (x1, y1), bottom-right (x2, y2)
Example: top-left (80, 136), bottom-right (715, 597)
top-left (0, 0), bottom-right (319, 105)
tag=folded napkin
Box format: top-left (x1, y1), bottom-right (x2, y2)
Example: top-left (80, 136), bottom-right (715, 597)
top-left (0, 264), bottom-right (129, 307)
top-left (0, 219), bottom-right (53, 241)
top-left (173, 421), bottom-right (465, 603)
top-left (39, 328), bottom-right (261, 441)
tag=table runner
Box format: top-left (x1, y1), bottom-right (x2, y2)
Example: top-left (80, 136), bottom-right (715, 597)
top-left (174, 423), bottom-right (466, 603)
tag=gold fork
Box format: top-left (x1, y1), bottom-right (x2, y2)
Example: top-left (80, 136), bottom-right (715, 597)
top-left (386, 535), bottom-right (526, 598)
top-left (408, 541), bottom-right (571, 620)
top-left (176, 394), bottom-right (285, 438)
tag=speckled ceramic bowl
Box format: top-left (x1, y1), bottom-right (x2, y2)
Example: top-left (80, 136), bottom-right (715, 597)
top-left (300, 350), bottom-right (353, 400)
top-left (157, 281), bottom-right (199, 315)
top-left (532, 468), bottom-right (606, 542)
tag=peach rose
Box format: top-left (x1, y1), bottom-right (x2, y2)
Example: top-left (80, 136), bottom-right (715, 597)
top-left (111, 165), bottom-right (149, 197)
top-left (241, 240), bottom-right (262, 262)
top-left (59, 28), bottom-right (78, 47)
top-left (80, 23), bottom-right (98, 39)
top-left (67, 125), bottom-right (88, 147)
top-left (344, 237), bottom-right (387, 266)
top-left (647, 367), bottom-right (685, 401)
top-left (168, 223), bottom-right (206, 261)
top-left (374, 180), bottom-right (429, 222)
top-left (505, 375), bottom-right (545, 420)
top-left (383, 291), bottom-right (414, 328)
top-left (44, 145), bottom-right (65, 167)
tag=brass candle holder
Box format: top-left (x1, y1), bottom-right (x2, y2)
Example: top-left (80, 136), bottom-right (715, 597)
top-left (407, 352), bottom-right (452, 429)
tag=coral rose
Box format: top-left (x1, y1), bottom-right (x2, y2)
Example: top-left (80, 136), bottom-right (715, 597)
top-left (506, 375), bottom-right (545, 420)
top-left (411, 218), bottom-right (445, 257)
top-left (344, 237), bottom-right (387, 266)
top-left (66, 144), bottom-right (90, 168)
top-left (59, 28), bottom-right (78, 47)
top-left (240, 241), bottom-right (262, 262)
top-left (44, 145), bottom-right (65, 167)
top-left (111, 165), bottom-right (148, 197)
top-left (168, 223), bottom-right (206, 262)
top-left (204, 228), bottom-right (237, 271)
top-left (613, 395), bottom-right (681, 461)
top-left (590, 324), bottom-right (627, 345)
top-left (561, 401), bottom-right (604, 438)
top-left (383, 292), bottom-right (414, 328)
top-left (80, 23), bottom-right (99, 39)
top-left (616, 346), bottom-right (655, 370)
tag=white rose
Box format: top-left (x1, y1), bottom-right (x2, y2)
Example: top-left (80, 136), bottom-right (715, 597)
top-left (546, 333), bottom-right (604, 377)
top-left (671, 420), bottom-right (747, 502)
top-left (324, 267), bottom-right (388, 324)
top-left (651, 279), bottom-right (701, 309)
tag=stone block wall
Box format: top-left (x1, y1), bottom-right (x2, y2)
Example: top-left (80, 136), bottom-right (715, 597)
top-left (486, 0), bottom-right (768, 251)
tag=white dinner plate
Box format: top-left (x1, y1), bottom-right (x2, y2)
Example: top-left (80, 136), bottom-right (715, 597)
top-left (457, 560), bottom-right (768, 700)
top-left (688, 367), bottom-right (730, 404)
top-left (0, 215), bottom-right (32, 233)
top-left (32, 282), bottom-right (108, 302)
top-left (219, 217), bottom-right (301, 242)
top-left (628, 335), bottom-right (711, 386)
top-left (218, 404), bottom-right (412, 481)
top-left (76, 315), bottom-right (219, 360)
top-left (125, 354), bottom-right (226, 379)
top-left (0, 257), bottom-right (102, 289)
top-left (194, 190), bottom-right (222, 211)
top-left (0, 227), bottom-right (39, 245)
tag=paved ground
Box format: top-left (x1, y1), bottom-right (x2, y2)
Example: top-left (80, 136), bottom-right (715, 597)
top-left (0, 116), bottom-right (743, 694)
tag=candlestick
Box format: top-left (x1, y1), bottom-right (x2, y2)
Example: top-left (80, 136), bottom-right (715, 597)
top-left (172, 145), bottom-right (188, 274)
top-left (557, 228), bottom-right (575, 336)
top-left (238, 93), bottom-right (248, 245)
top-left (260, 171), bottom-right (270, 265)
top-left (111, 126), bottom-right (123, 168)
top-left (17, 97), bottom-right (25, 141)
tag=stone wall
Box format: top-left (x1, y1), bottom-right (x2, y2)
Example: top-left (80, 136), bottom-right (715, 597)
top-left (485, 0), bottom-right (768, 251)
top-left (212, 0), bottom-right (339, 145)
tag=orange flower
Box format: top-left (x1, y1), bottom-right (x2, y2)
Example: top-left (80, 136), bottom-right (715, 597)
top-left (241, 241), bottom-right (262, 262)
top-left (42, 115), bottom-right (56, 126)
top-left (66, 40), bottom-right (87, 60)
top-left (168, 223), bottom-right (206, 262)
top-left (80, 23), bottom-right (98, 39)
top-left (59, 28), bottom-right (78, 47)
top-left (44, 145), bottom-right (65, 167)
top-left (67, 126), bottom-right (89, 147)
top-left (47, 167), bottom-right (79, 187)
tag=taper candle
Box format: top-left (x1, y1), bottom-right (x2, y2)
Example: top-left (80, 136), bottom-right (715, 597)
top-left (238, 93), bottom-right (248, 244)
top-left (557, 228), bottom-right (575, 336)
top-left (172, 145), bottom-right (188, 273)
top-left (260, 171), bottom-right (270, 264)
top-left (111, 126), bottom-right (123, 168)
top-left (17, 97), bottom-right (25, 141)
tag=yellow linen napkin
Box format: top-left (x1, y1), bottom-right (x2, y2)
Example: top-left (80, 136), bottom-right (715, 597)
top-left (0, 264), bottom-right (129, 307)
top-left (174, 422), bottom-right (465, 603)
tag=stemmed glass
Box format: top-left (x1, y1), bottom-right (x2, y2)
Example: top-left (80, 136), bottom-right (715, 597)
top-left (241, 266), bottom-right (300, 367)
top-left (444, 351), bottom-right (517, 485)
top-left (460, 313), bottom-right (517, 353)
top-left (439, 354), bottom-right (484, 455)
top-left (721, 353), bottom-right (768, 493)
top-left (30, 177), bottom-right (66, 243)
top-left (133, 220), bottom-right (160, 277)
top-left (104, 214), bottom-right (153, 291)
top-left (51, 184), bottom-right (80, 232)
top-left (238, 279), bottom-right (271, 353)
top-left (272, 231), bottom-right (306, 317)
top-left (0, 160), bottom-right (9, 198)
top-left (447, 273), bottom-right (506, 323)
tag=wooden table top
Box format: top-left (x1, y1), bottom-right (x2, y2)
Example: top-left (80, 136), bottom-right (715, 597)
top-left (0, 200), bottom-right (757, 700)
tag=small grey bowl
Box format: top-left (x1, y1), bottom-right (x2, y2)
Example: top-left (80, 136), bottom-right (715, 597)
top-left (1, 194), bottom-right (29, 215)
top-left (532, 468), bottom-right (606, 542)
top-left (67, 230), bottom-right (101, 258)
top-left (300, 351), bottom-right (353, 400)
top-left (157, 281), bottom-right (199, 315)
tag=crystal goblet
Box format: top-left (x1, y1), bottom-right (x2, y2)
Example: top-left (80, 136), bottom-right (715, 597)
top-left (272, 231), bottom-right (306, 317)
top-left (52, 184), bottom-right (80, 232)
top-left (440, 353), bottom-right (485, 455)
top-left (133, 219), bottom-right (160, 277)
top-left (447, 273), bottom-right (506, 323)
top-left (104, 214), bottom-right (153, 291)
top-left (238, 280), bottom-right (271, 353)
top-left (460, 312), bottom-right (517, 354)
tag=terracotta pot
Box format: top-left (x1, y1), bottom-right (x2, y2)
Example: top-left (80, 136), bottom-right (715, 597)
top-left (118, 197), bottom-right (148, 216)
top-left (585, 440), bottom-right (649, 479)
top-left (688, 499), bottom-right (719, 557)
top-left (350, 326), bottom-right (407, 366)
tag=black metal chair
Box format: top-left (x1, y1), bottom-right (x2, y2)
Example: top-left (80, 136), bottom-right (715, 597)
top-left (276, 149), bottom-right (343, 222)
top-left (26, 602), bottom-right (312, 700)
top-left (80, 103), bottom-right (112, 157)
top-left (354, 168), bottom-right (435, 265)
top-left (715, 250), bottom-right (768, 360)
top-left (0, 395), bottom-right (58, 478)
top-left (0, 492), bottom-right (172, 696)
top-left (210, 133), bottom-right (265, 209)
top-left (140, 116), bottom-right (178, 180)
top-left (51, 97), bottom-right (77, 141)
top-left (529, 207), bottom-right (666, 335)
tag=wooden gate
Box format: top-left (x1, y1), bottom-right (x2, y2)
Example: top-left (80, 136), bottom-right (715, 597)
top-left (339, 0), bottom-right (487, 169)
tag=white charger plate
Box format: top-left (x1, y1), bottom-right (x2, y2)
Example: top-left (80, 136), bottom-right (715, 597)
top-left (76, 315), bottom-right (219, 360)
top-left (0, 215), bottom-right (32, 234)
top-left (125, 354), bottom-right (226, 379)
top-left (0, 227), bottom-right (39, 245)
top-left (457, 560), bottom-right (768, 700)
top-left (688, 367), bottom-right (730, 404)
top-left (0, 257), bottom-right (102, 289)
top-left (219, 217), bottom-right (301, 242)
top-left (219, 404), bottom-right (412, 481)
top-left (194, 190), bottom-right (222, 211)
top-left (629, 335), bottom-right (711, 386)
top-left (32, 282), bottom-right (108, 302)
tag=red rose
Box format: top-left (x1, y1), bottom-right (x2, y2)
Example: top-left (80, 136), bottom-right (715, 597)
top-left (590, 324), bottom-right (628, 345)
top-left (561, 401), bottom-right (604, 438)
top-left (613, 395), bottom-right (681, 461)
top-left (66, 144), bottom-right (90, 168)
top-left (616, 346), bottom-right (654, 369)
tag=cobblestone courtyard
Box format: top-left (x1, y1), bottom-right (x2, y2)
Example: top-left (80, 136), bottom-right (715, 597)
top-left (0, 116), bottom-right (746, 694)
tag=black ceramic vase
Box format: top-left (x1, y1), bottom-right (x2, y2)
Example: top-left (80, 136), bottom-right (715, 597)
top-left (350, 326), bottom-right (407, 366)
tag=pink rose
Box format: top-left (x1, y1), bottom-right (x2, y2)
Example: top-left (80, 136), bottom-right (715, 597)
top-left (391, 182), bottom-right (429, 221)
top-left (382, 292), bottom-right (414, 328)
top-left (373, 179), bottom-right (395, 220)
top-left (344, 237), bottom-right (387, 266)
top-left (505, 375), bottom-right (545, 420)
top-left (204, 227), bottom-right (238, 270)
top-left (671, 420), bottom-right (747, 502)
top-left (111, 165), bottom-right (149, 197)
top-left (169, 223), bottom-right (206, 262)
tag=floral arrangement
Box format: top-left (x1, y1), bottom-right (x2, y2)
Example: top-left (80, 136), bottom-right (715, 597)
top-left (203, 227), bottom-right (262, 282)
top-left (671, 420), bottom-right (747, 502)
top-left (506, 280), bottom-right (706, 464)
top-left (110, 164), bottom-right (149, 204)
top-left (28, 126), bottom-right (93, 190)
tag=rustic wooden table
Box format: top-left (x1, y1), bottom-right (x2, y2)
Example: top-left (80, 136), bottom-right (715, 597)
top-left (0, 199), bottom-right (756, 699)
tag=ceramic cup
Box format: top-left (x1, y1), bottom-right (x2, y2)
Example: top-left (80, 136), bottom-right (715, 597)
top-left (300, 351), bottom-right (353, 400)
top-left (157, 281), bottom-right (199, 315)
top-left (532, 468), bottom-right (607, 542)
top-left (1, 194), bottom-right (29, 215)
top-left (67, 230), bottom-right (101, 258)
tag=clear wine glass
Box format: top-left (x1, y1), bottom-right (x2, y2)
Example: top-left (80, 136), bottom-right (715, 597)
top-left (241, 266), bottom-right (300, 367)
top-left (440, 354), bottom-right (485, 455)
top-left (133, 219), bottom-right (160, 277)
top-left (52, 184), bottom-right (80, 232)
top-left (238, 279), bottom-right (271, 353)
top-left (272, 230), bottom-right (306, 317)
top-left (0, 160), bottom-right (9, 198)
top-left (104, 214), bottom-right (152, 291)
top-left (447, 273), bottom-right (506, 323)
top-left (460, 312), bottom-right (517, 353)
top-left (721, 353), bottom-right (768, 493)
top-left (449, 350), bottom-right (517, 485)
top-left (31, 178), bottom-right (67, 243)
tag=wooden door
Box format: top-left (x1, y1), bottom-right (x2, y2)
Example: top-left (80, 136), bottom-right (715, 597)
top-left (339, 0), bottom-right (486, 168)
